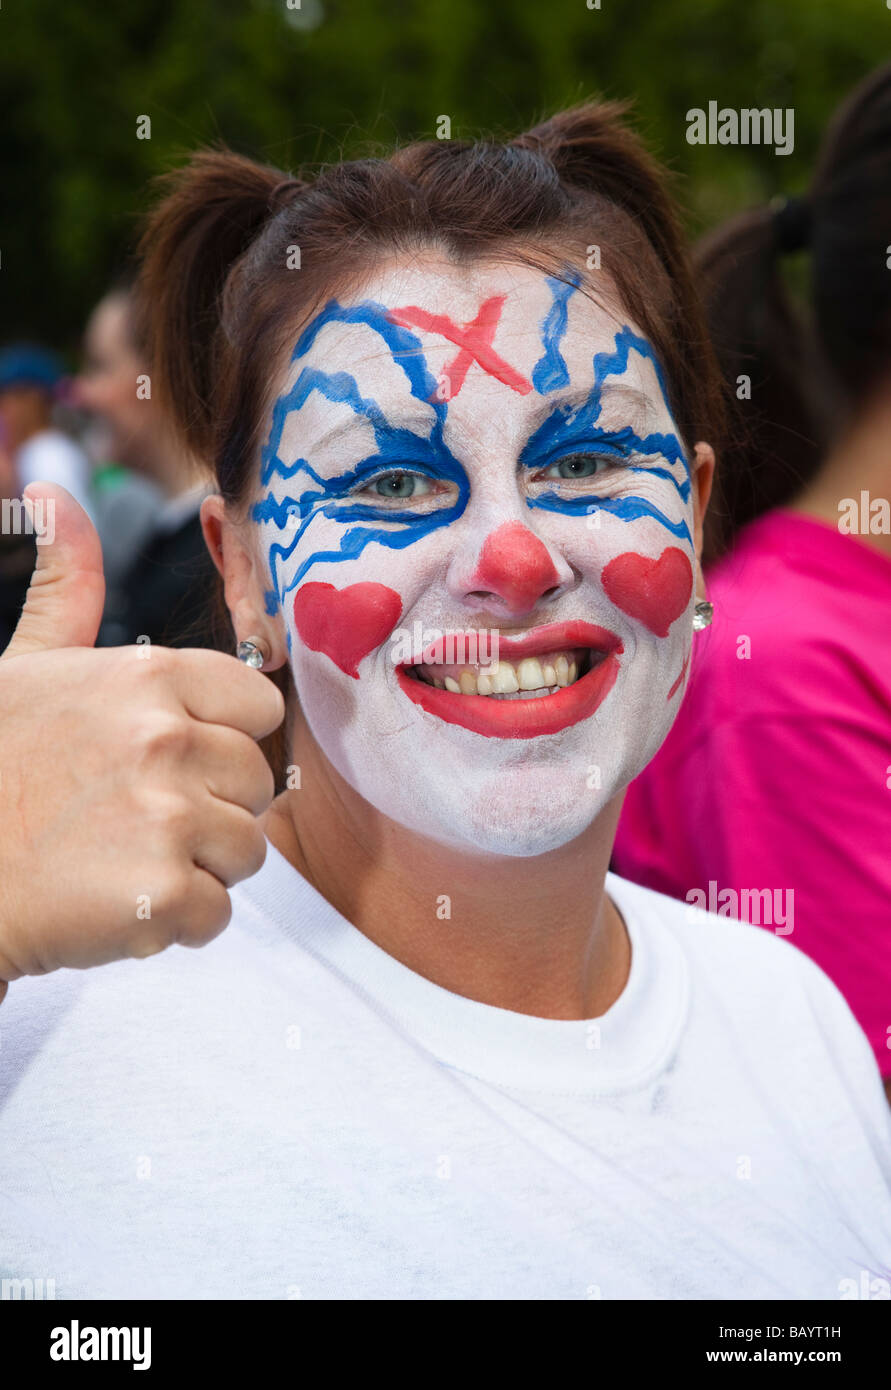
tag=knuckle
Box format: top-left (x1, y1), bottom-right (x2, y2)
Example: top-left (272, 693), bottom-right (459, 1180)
top-left (266, 682), bottom-right (287, 720)
top-left (127, 929), bottom-right (175, 961)
top-left (241, 824), bottom-right (268, 879)
top-left (148, 867), bottom-right (195, 922)
top-left (144, 643), bottom-right (176, 676)
top-left (140, 789), bottom-right (195, 841)
top-left (138, 709), bottom-right (192, 761)
top-left (181, 887), bottom-right (232, 947)
top-left (246, 751), bottom-right (276, 809)
top-left (123, 642), bottom-right (174, 687)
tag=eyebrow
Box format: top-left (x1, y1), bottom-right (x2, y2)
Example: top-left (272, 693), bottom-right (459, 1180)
top-left (523, 383), bottom-right (658, 436)
top-left (279, 381), bottom-right (663, 470)
top-left (293, 409), bottom-right (436, 458)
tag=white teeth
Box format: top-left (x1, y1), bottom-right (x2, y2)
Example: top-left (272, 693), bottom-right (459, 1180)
top-left (490, 661), bottom-right (519, 694)
top-left (412, 648), bottom-right (590, 697)
top-left (517, 658), bottom-right (545, 690)
top-left (489, 685), bottom-right (561, 702)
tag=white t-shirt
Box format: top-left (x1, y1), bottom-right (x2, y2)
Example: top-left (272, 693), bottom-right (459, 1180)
top-left (17, 428), bottom-right (94, 519)
top-left (1, 842), bottom-right (889, 1301)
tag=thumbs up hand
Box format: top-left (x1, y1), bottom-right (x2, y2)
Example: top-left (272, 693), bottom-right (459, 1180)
top-left (0, 483), bottom-right (285, 1003)
top-left (3, 481), bottom-right (106, 656)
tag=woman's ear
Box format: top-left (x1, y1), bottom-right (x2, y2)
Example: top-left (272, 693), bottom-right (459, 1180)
top-left (690, 442), bottom-right (716, 595)
top-left (200, 494), bottom-right (288, 672)
top-left (200, 494), bottom-right (228, 579)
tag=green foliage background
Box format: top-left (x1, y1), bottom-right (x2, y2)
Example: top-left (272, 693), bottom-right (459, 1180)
top-left (2, 0), bottom-right (888, 353)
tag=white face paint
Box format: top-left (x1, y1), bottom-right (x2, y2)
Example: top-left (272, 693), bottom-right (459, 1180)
top-left (253, 256), bottom-right (697, 856)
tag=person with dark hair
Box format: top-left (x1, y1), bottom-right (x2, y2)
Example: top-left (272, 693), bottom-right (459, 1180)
top-left (615, 65), bottom-right (891, 1101)
top-left (74, 279), bottom-right (217, 648)
top-left (73, 280), bottom-right (164, 594)
top-left (1, 103), bottom-right (889, 1300)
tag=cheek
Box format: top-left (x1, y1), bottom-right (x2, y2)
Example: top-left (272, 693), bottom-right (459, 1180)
top-left (600, 547), bottom-right (693, 638)
top-left (293, 581), bottom-right (403, 678)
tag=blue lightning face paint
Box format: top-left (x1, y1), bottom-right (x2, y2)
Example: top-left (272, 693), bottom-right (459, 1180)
top-left (255, 309), bottom-right (692, 614)
top-left (531, 270), bottom-right (581, 393)
top-left (246, 257), bottom-right (702, 858)
top-left (521, 326), bottom-right (693, 544)
top-left (252, 301), bottom-right (470, 614)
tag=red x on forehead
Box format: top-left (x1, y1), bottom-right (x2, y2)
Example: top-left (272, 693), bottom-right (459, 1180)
top-left (386, 295), bottom-right (533, 399)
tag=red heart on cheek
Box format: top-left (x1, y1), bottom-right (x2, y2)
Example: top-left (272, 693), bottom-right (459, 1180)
top-left (293, 582), bottom-right (403, 678)
top-left (600, 548), bottom-right (693, 637)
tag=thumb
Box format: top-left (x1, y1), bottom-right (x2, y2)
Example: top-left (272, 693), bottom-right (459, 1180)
top-left (3, 482), bottom-right (106, 659)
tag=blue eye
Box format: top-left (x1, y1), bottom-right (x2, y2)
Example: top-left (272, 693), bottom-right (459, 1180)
top-left (363, 471), bottom-right (437, 499)
top-left (537, 453), bottom-right (611, 481)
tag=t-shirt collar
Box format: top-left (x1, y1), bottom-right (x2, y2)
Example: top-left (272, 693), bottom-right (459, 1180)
top-left (235, 839), bottom-right (689, 1096)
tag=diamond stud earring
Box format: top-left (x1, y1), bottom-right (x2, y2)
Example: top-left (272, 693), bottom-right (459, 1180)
top-left (236, 637), bottom-right (269, 669)
top-left (692, 600), bottom-right (714, 631)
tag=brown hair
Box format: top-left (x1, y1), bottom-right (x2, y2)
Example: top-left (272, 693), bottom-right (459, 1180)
top-left (693, 64), bottom-right (891, 559)
top-left (136, 101), bottom-right (726, 780)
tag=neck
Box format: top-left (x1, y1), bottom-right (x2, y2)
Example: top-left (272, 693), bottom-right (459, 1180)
top-left (264, 719), bottom-right (630, 1020)
top-left (790, 386), bottom-right (891, 558)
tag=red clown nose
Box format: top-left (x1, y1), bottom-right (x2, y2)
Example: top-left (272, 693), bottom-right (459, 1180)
top-left (469, 522), bottom-right (561, 613)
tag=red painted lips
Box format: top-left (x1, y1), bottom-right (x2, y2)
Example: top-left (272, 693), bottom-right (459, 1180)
top-left (398, 621), bottom-right (623, 739)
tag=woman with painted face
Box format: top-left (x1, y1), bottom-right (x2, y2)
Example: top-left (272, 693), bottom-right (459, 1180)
top-left (1, 102), bottom-right (889, 1300)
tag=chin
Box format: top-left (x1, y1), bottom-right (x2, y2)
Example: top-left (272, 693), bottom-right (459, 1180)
top-left (363, 752), bottom-right (622, 859)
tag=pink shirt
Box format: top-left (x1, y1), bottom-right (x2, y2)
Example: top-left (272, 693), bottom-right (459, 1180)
top-left (614, 510), bottom-right (891, 1076)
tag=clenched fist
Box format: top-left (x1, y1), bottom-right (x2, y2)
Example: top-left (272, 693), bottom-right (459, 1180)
top-left (0, 482), bottom-right (284, 1003)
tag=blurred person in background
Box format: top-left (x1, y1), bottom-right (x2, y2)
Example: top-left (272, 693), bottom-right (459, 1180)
top-left (75, 275), bottom-right (217, 648)
top-left (0, 343), bottom-right (92, 648)
top-left (74, 280), bottom-right (164, 602)
top-left (614, 65), bottom-right (891, 1101)
top-left (0, 343), bottom-right (93, 517)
